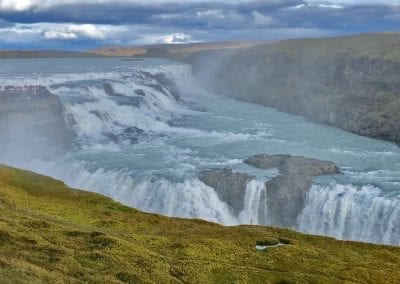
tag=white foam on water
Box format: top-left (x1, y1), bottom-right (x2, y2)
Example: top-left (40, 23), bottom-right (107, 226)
top-left (48, 161), bottom-right (238, 226)
top-left (238, 179), bottom-right (268, 225)
top-left (297, 184), bottom-right (400, 245)
top-left (2, 58), bottom-right (400, 247)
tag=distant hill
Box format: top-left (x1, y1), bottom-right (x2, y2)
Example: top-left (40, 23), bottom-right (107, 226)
top-left (0, 41), bottom-right (268, 59)
top-left (90, 41), bottom-right (269, 58)
top-left (0, 50), bottom-right (103, 58)
top-left (0, 164), bottom-right (399, 282)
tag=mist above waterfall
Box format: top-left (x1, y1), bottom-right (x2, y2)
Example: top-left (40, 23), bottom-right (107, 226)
top-left (0, 88), bottom-right (73, 166)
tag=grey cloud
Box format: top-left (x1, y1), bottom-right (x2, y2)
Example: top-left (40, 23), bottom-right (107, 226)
top-left (0, 0), bottom-right (399, 49)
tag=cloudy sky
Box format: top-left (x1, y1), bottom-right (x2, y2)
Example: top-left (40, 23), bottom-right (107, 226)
top-left (0, 0), bottom-right (399, 50)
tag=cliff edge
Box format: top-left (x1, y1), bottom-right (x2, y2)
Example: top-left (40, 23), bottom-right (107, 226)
top-left (0, 86), bottom-right (74, 162)
top-left (200, 154), bottom-right (340, 227)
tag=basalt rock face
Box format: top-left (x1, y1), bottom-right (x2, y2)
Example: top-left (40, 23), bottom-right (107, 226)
top-left (245, 154), bottom-right (340, 227)
top-left (190, 33), bottom-right (400, 145)
top-left (199, 168), bottom-right (253, 215)
top-left (0, 88), bottom-right (74, 162)
top-left (199, 155), bottom-right (339, 227)
top-left (141, 71), bottom-right (180, 101)
top-left (244, 154), bottom-right (340, 176)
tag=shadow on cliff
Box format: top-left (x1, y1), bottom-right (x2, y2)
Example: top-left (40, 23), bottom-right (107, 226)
top-left (0, 88), bottom-right (74, 166)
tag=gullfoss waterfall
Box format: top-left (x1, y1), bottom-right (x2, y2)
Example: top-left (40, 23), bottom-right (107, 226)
top-left (0, 58), bottom-right (399, 246)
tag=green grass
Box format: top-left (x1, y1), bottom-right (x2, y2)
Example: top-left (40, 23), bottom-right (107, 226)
top-left (254, 32), bottom-right (400, 62)
top-left (0, 165), bottom-right (399, 283)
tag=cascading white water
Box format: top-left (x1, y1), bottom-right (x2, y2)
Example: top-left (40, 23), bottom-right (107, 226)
top-left (45, 157), bottom-right (400, 245)
top-left (47, 161), bottom-right (238, 225)
top-left (238, 179), bottom-right (268, 225)
top-left (57, 64), bottom-right (193, 147)
top-left (2, 58), bottom-right (400, 247)
top-left (297, 184), bottom-right (400, 245)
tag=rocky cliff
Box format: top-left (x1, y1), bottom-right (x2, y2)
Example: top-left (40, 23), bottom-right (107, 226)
top-left (244, 154), bottom-right (339, 227)
top-left (199, 168), bottom-right (253, 215)
top-left (0, 87), bottom-right (74, 162)
top-left (190, 33), bottom-right (400, 144)
top-left (199, 154), bottom-right (339, 227)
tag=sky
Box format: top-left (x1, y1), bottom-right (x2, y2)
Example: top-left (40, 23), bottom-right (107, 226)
top-left (0, 0), bottom-right (399, 50)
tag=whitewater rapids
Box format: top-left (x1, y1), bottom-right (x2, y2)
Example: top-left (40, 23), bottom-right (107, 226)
top-left (0, 58), bottom-right (399, 246)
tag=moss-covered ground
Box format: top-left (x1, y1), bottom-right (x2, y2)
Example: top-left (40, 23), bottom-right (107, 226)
top-left (0, 165), bottom-right (399, 283)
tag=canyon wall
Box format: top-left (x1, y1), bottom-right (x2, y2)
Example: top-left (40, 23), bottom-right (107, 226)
top-left (0, 88), bottom-right (74, 162)
top-left (190, 33), bottom-right (400, 144)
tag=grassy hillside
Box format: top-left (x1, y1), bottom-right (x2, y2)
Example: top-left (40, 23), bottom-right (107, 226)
top-left (260, 33), bottom-right (400, 62)
top-left (90, 41), bottom-right (268, 58)
top-left (0, 165), bottom-right (399, 283)
top-left (0, 41), bottom-right (267, 59)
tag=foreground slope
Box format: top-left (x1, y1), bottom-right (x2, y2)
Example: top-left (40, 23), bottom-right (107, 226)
top-left (0, 165), bottom-right (399, 283)
top-left (190, 32), bottom-right (400, 145)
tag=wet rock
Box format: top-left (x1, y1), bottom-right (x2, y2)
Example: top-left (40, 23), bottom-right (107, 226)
top-left (245, 154), bottom-right (340, 227)
top-left (244, 154), bottom-right (289, 170)
top-left (199, 168), bottom-right (254, 215)
top-left (103, 83), bottom-right (115, 96)
top-left (111, 96), bottom-right (141, 107)
top-left (123, 126), bottom-right (144, 135)
top-left (245, 154), bottom-right (340, 176)
top-left (134, 89), bottom-right (146, 96)
top-left (199, 154), bottom-right (340, 227)
top-left (90, 110), bottom-right (103, 119)
top-left (145, 83), bottom-right (168, 96)
top-left (66, 113), bottom-right (77, 126)
top-left (0, 87), bottom-right (74, 161)
top-left (142, 71), bottom-right (180, 100)
top-left (103, 132), bottom-right (120, 144)
top-left (103, 83), bottom-right (124, 97)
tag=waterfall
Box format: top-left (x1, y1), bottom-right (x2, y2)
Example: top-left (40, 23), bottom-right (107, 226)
top-left (297, 184), bottom-right (400, 245)
top-left (47, 161), bottom-right (238, 226)
top-left (2, 58), bottom-right (399, 247)
top-left (238, 179), bottom-right (268, 225)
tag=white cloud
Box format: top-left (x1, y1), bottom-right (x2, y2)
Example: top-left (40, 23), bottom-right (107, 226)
top-left (252, 10), bottom-right (276, 27)
top-left (318, 4), bottom-right (344, 9)
top-left (160, 32), bottom-right (193, 44)
top-left (0, 0), bottom-right (35, 11)
top-left (196, 9), bottom-right (225, 20)
top-left (43, 24), bottom-right (107, 40)
top-left (1, 0), bottom-right (399, 13)
top-left (305, 0), bottom-right (400, 5)
top-left (67, 24), bottom-right (107, 39)
top-left (195, 9), bottom-right (245, 28)
top-left (0, 0), bottom-right (247, 12)
top-left (43, 30), bottom-right (77, 39)
top-left (289, 4), bottom-right (307, 10)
